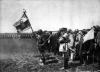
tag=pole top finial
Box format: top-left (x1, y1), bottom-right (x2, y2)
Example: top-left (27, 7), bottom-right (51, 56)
top-left (23, 9), bottom-right (26, 13)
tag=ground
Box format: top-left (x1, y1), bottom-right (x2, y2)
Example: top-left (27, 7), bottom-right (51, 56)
top-left (0, 53), bottom-right (99, 72)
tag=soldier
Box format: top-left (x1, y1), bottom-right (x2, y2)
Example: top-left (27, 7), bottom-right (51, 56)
top-left (96, 32), bottom-right (100, 68)
top-left (36, 30), bottom-right (45, 65)
top-left (37, 30), bottom-right (52, 65)
top-left (37, 34), bottom-right (45, 65)
top-left (59, 28), bottom-right (71, 69)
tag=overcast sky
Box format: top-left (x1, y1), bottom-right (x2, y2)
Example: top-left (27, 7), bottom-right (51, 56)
top-left (0, 0), bottom-right (100, 33)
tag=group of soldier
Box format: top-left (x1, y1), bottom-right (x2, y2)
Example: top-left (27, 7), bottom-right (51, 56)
top-left (35, 26), bottom-right (100, 69)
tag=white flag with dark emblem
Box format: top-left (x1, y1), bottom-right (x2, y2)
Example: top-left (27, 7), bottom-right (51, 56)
top-left (83, 28), bottom-right (94, 43)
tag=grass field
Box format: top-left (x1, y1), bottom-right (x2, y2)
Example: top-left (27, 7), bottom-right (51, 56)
top-left (0, 38), bottom-right (99, 72)
top-left (0, 53), bottom-right (99, 72)
top-left (0, 38), bottom-right (39, 55)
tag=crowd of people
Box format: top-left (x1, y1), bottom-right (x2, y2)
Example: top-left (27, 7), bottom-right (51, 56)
top-left (35, 25), bottom-right (100, 69)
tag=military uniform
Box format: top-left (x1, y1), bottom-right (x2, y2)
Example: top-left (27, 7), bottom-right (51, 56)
top-left (96, 32), bottom-right (100, 67)
top-left (37, 34), bottom-right (46, 65)
top-left (59, 32), bottom-right (70, 69)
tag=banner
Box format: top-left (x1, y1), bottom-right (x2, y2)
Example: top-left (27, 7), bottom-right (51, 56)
top-left (13, 10), bottom-right (31, 32)
top-left (83, 28), bottom-right (94, 43)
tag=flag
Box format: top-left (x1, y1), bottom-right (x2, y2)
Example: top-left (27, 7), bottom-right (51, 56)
top-left (83, 28), bottom-right (94, 43)
top-left (13, 10), bottom-right (31, 32)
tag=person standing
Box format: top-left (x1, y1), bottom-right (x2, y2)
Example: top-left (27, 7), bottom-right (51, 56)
top-left (96, 32), bottom-right (100, 68)
top-left (59, 29), bottom-right (70, 69)
top-left (37, 34), bottom-right (46, 65)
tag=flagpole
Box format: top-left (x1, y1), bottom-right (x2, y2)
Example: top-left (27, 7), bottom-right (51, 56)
top-left (23, 9), bottom-right (34, 33)
top-left (23, 9), bottom-right (34, 38)
top-left (30, 26), bottom-right (34, 33)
